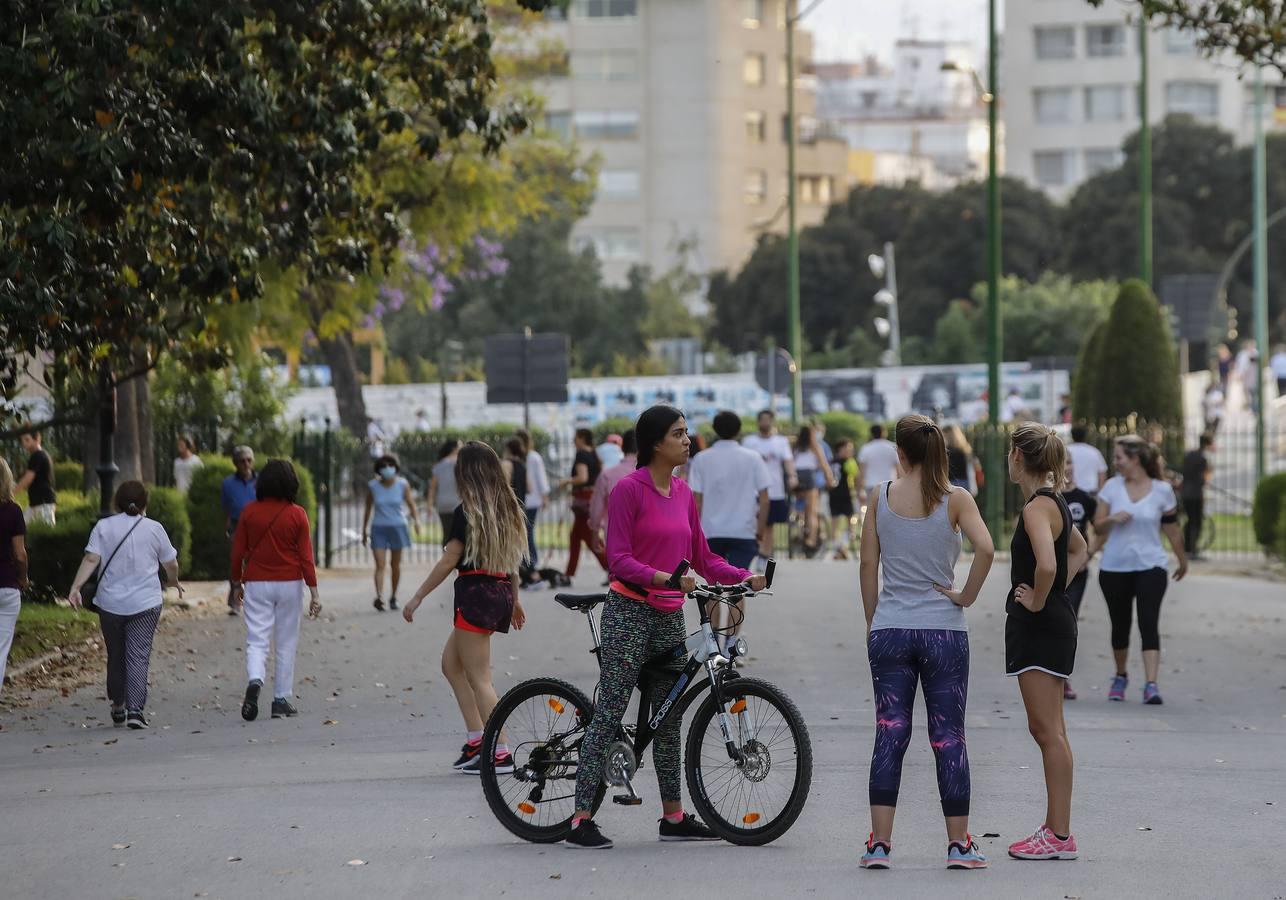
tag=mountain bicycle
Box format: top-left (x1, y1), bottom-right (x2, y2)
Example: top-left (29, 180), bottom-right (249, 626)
top-left (478, 560), bottom-right (812, 846)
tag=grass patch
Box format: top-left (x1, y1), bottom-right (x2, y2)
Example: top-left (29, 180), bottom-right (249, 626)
top-left (1206, 513), bottom-right (1257, 555)
top-left (9, 603), bottom-right (99, 668)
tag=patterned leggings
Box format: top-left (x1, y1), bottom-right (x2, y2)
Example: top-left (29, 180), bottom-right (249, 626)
top-left (867, 628), bottom-right (971, 817)
top-left (574, 593), bottom-right (687, 812)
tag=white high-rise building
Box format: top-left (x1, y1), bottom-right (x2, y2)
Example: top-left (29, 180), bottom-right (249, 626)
top-left (532, 0), bottom-right (849, 285)
top-left (1004, 0), bottom-right (1286, 198)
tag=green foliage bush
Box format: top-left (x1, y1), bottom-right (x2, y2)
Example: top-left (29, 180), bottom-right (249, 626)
top-left (815, 411), bottom-right (872, 446)
top-left (23, 507), bottom-right (96, 603)
top-left (1071, 321), bottom-right (1107, 420)
top-left (1089, 280), bottom-right (1182, 422)
top-left (592, 418), bottom-right (637, 444)
top-left (1277, 501), bottom-right (1286, 560)
top-left (186, 458), bottom-right (236, 580)
top-left (145, 487), bottom-right (192, 572)
top-left (54, 461), bottom-right (85, 494)
top-left (1252, 472), bottom-right (1286, 552)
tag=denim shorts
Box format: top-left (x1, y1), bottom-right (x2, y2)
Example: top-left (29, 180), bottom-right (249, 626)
top-left (371, 524), bottom-right (412, 551)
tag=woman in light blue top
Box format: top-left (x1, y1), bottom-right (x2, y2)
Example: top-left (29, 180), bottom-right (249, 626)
top-left (363, 454), bottom-right (421, 612)
top-left (858, 414), bottom-right (994, 870)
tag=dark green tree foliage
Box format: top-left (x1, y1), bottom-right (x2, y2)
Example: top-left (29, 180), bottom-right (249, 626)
top-left (0, 0), bottom-right (552, 421)
top-left (1090, 280), bottom-right (1182, 421)
top-left (1072, 321), bottom-right (1108, 420)
top-left (1088, 1), bottom-right (1286, 71)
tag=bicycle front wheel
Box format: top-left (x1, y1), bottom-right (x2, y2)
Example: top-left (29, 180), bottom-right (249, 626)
top-left (480, 677), bottom-right (605, 843)
top-left (685, 677), bottom-right (812, 846)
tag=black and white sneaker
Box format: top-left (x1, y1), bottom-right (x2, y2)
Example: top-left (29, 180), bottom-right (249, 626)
top-left (271, 698), bottom-right (298, 718)
top-left (493, 752), bottom-right (515, 775)
top-left (565, 818), bottom-right (613, 849)
top-left (453, 742), bottom-right (482, 769)
top-left (388, 596), bottom-right (398, 611)
top-left (126, 711), bottom-right (149, 730)
top-left (373, 596), bottom-right (385, 612)
top-left (242, 680), bottom-right (262, 721)
top-left (458, 752), bottom-right (512, 775)
top-left (658, 813), bottom-right (720, 842)
top-left (110, 707), bottom-right (127, 726)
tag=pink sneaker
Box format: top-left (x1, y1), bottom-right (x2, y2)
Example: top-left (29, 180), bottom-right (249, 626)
top-left (1008, 825), bottom-right (1078, 860)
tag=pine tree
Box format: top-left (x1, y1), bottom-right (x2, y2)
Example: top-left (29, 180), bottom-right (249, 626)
top-left (1071, 321), bottom-right (1107, 420)
top-left (1091, 280), bottom-right (1183, 422)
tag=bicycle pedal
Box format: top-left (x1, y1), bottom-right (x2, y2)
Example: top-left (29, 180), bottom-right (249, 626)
top-left (613, 794), bottom-right (644, 806)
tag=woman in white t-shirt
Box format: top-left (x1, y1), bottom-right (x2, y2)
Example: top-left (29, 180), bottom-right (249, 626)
top-left (792, 425), bottom-right (834, 554)
top-left (1092, 436), bottom-right (1187, 706)
top-left (69, 481), bottom-right (182, 730)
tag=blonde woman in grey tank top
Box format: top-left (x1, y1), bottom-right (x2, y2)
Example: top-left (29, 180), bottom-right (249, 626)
top-left (857, 415), bottom-right (995, 871)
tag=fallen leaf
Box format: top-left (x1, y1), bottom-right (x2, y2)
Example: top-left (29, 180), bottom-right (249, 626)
top-left (1137, 826), bottom-right (1152, 831)
top-left (346, 859), bottom-right (366, 867)
top-left (549, 873), bottom-right (562, 880)
top-left (323, 719), bottom-right (339, 726)
top-left (104, 739), bottom-right (118, 745)
top-left (227, 856), bottom-right (242, 862)
top-left (112, 843), bottom-right (130, 850)
top-left (981, 832), bottom-right (1001, 838)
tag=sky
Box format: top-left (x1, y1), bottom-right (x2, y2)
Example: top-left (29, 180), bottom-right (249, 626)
top-left (805, 0), bottom-right (997, 65)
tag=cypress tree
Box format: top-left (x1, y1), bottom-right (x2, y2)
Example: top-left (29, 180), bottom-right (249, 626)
top-left (1071, 321), bottom-right (1107, 420)
top-left (1091, 279), bottom-right (1182, 422)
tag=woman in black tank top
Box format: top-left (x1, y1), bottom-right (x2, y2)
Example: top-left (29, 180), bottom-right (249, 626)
top-left (1002, 424), bottom-right (1090, 861)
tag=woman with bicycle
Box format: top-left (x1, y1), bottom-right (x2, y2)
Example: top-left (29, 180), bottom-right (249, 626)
top-left (402, 442), bottom-right (528, 773)
top-left (566, 405), bottom-right (766, 850)
top-left (859, 414), bottom-right (994, 870)
top-left (1003, 424), bottom-right (1088, 862)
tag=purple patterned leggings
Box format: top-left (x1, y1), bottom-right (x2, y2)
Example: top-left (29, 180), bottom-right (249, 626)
top-left (867, 628), bottom-right (971, 817)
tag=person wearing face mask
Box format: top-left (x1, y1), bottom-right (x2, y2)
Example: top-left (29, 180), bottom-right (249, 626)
top-left (363, 454), bottom-right (421, 612)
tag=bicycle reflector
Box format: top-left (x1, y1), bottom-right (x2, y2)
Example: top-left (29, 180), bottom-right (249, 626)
top-left (730, 699), bottom-right (748, 714)
top-left (743, 813), bottom-right (761, 824)
top-left (548, 698), bottom-right (565, 714)
top-left (517, 803), bottom-right (536, 815)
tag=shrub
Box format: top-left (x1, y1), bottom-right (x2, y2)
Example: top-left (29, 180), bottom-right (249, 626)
top-left (592, 418), bottom-right (637, 444)
top-left (186, 457), bottom-right (236, 580)
top-left (1071, 321), bottom-right (1106, 420)
top-left (1090, 280), bottom-right (1182, 422)
top-left (1252, 472), bottom-right (1286, 552)
top-left (146, 487), bottom-right (192, 572)
top-left (1277, 501), bottom-right (1286, 560)
top-left (815, 411), bottom-right (871, 447)
top-left (294, 462), bottom-right (317, 535)
top-left (54, 460), bottom-right (85, 494)
top-left (24, 507), bottom-right (96, 603)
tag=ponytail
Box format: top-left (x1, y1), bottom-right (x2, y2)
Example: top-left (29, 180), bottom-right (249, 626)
top-left (894, 414), bottom-right (951, 512)
top-left (1116, 435), bottom-right (1162, 480)
top-left (1010, 422), bottom-right (1066, 487)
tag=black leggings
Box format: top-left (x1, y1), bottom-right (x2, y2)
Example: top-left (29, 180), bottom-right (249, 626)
top-left (1066, 569), bottom-right (1089, 619)
top-left (1098, 568), bottom-right (1167, 652)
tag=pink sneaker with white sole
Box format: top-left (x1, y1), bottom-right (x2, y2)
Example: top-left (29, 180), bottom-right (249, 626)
top-left (1008, 825), bottom-right (1078, 860)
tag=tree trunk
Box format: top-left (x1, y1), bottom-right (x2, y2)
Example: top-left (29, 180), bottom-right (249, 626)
top-left (136, 374), bottom-right (155, 484)
top-left (318, 332), bottom-right (369, 437)
top-left (114, 375), bottom-right (143, 482)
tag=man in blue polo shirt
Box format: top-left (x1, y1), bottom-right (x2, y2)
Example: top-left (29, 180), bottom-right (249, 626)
top-left (221, 446), bottom-right (257, 614)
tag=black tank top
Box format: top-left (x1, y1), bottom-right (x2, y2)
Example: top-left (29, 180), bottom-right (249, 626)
top-left (510, 459), bottom-right (527, 501)
top-left (1007, 488), bottom-right (1071, 615)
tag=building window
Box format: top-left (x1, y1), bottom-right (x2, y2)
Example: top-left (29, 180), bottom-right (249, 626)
top-left (1166, 80), bottom-right (1219, 121)
top-left (544, 111), bottom-right (572, 140)
top-left (1034, 87), bottom-right (1076, 124)
top-left (572, 0), bottom-right (638, 17)
top-left (598, 169), bottom-right (641, 200)
top-left (745, 110), bottom-right (766, 143)
top-left (575, 228), bottom-right (641, 261)
top-left (745, 170), bottom-right (767, 204)
top-left (798, 175), bottom-right (834, 205)
top-left (742, 0), bottom-right (764, 27)
top-left (1086, 24), bottom-right (1127, 57)
top-left (1034, 26), bottom-right (1076, 60)
top-left (1085, 85), bottom-right (1128, 122)
top-left (1033, 151), bottom-right (1072, 187)
top-left (1084, 148), bottom-right (1124, 176)
top-left (744, 53), bottom-right (766, 86)
top-left (572, 49), bottom-right (639, 81)
top-left (1166, 28), bottom-right (1198, 55)
top-left (573, 110), bottom-right (640, 139)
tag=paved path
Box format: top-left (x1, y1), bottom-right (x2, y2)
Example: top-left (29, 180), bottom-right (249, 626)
top-left (2, 560), bottom-right (1284, 899)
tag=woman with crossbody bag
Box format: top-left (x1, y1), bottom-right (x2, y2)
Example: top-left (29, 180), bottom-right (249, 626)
top-left (230, 460), bottom-right (322, 722)
top-left (69, 481), bottom-right (181, 730)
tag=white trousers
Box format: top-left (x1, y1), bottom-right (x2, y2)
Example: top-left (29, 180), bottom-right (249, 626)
top-left (243, 580), bottom-right (303, 699)
top-left (0, 588), bottom-right (20, 695)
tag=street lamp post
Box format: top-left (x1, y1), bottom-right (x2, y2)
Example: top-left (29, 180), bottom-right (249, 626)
top-left (868, 244), bottom-right (901, 366)
top-left (785, 3), bottom-right (802, 424)
top-left (1253, 64), bottom-right (1269, 480)
top-left (1138, 17), bottom-right (1153, 287)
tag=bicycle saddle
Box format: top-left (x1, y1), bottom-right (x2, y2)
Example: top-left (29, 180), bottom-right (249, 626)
top-left (555, 593), bottom-right (607, 611)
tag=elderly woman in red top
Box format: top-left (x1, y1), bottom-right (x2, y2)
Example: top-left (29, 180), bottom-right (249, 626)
top-left (564, 405), bottom-right (766, 851)
top-left (231, 460), bottom-right (322, 722)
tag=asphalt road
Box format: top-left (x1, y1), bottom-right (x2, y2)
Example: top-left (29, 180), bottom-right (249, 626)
top-left (2, 559), bottom-right (1284, 899)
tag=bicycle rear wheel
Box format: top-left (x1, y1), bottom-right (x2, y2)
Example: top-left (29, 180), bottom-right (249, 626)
top-left (685, 676), bottom-right (812, 846)
top-left (480, 677), bottom-right (605, 843)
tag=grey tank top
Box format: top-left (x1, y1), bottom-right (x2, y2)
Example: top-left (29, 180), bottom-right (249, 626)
top-left (870, 482), bottom-right (966, 632)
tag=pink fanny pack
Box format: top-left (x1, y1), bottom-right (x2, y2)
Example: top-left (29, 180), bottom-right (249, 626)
top-left (610, 580), bottom-right (685, 614)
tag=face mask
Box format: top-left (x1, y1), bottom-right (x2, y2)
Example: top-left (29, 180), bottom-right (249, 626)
top-left (379, 467), bottom-right (397, 479)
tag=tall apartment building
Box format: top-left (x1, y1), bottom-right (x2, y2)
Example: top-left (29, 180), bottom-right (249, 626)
top-left (534, 0), bottom-right (848, 285)
top-left (816, 41), bottom-right (999, 184)
top-left (1005, 0), bottom-right (1286, 198)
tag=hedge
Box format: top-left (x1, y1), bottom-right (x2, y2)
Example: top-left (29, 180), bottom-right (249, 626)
top-left (1277, 501), bottom-right (1286, 560)
top-left (185, 457), bottom-right (318, 580)
top-left (54, 460), bottom-right (85, 494)
top-left (1252, 472), bottom-right (1286, 552)
top-left (146, 487), bottom-right (192, 572)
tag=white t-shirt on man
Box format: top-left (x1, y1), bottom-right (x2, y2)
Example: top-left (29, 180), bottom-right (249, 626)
top-left (85, 514), bottom-right (178, 616)
top-left (1066, 442), bottom-right (1108, 493)
top-left (173, 454), bottom-right (204, 494)
top-left (741, 433), bottom-right (793, 501)
top-left (688, 441), bottom-right (772, 540)
top-left (857, 439), bottom-right (900, 489)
